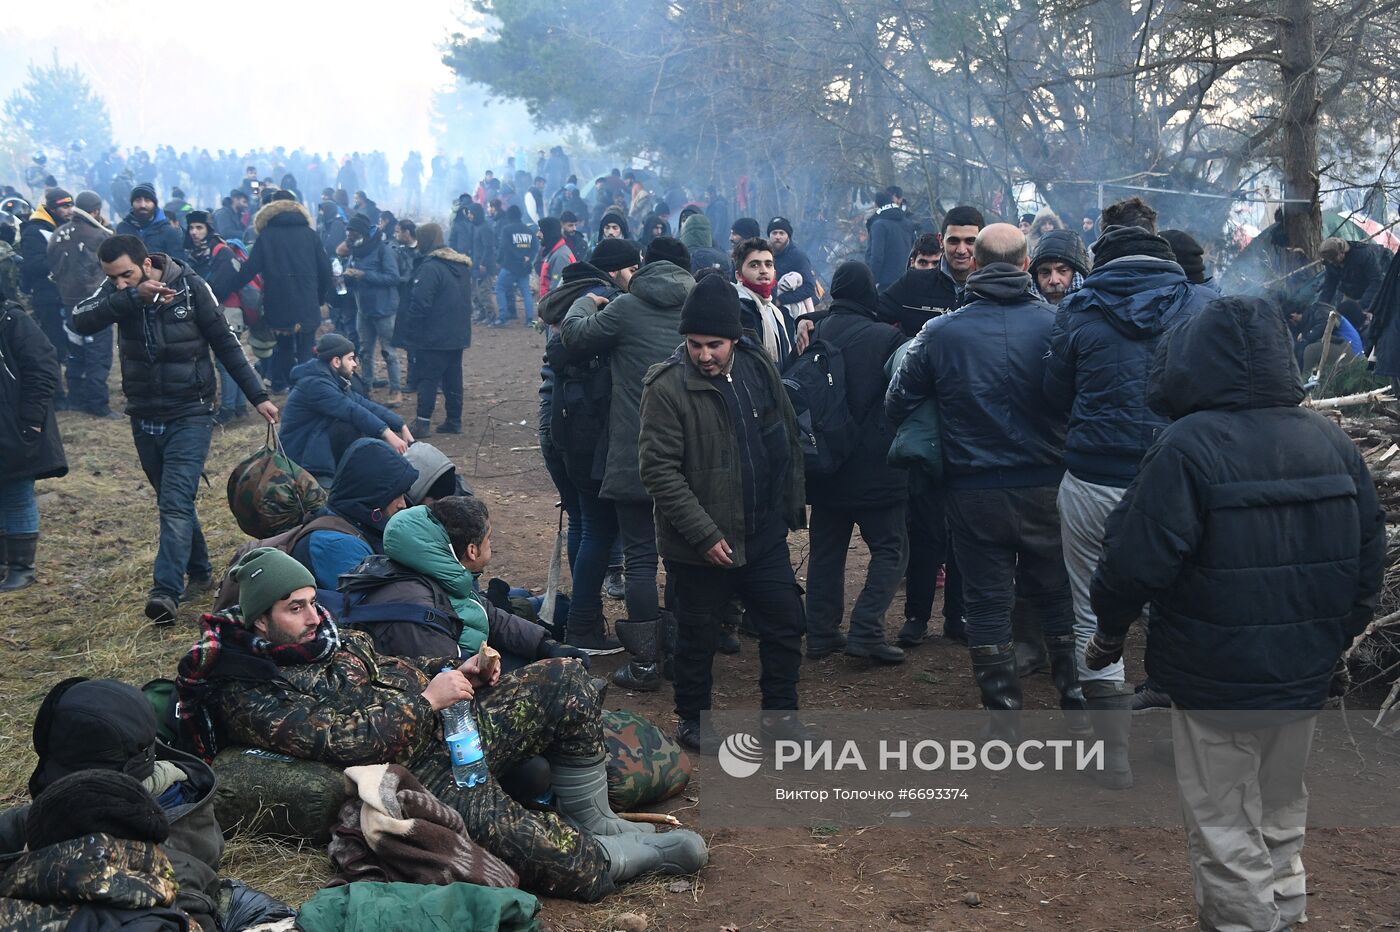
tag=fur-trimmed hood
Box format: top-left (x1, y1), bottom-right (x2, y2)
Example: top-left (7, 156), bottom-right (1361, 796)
top-left (253, 198), bottom-right (311, 234)
top-left (425, 246), bottom-right (471, 267)
top-left (71, 207), bottom-right (114, 235)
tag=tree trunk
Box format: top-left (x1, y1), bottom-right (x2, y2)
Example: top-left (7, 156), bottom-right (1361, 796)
top-left (1279, 0), bottom-right (1322, 260)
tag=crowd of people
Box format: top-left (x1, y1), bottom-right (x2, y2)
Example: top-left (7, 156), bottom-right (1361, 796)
top-left (0, 138), bottom-right (1395, 932)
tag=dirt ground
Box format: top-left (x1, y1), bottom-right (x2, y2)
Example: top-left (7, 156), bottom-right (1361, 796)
top-left (2, 322), bottom-right (1398, 931)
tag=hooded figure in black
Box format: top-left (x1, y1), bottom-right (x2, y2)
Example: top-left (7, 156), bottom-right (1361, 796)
top-left (1086, 294), bottom-right (1385, 932)
top-left (801, 262), bottom-right (910, 663)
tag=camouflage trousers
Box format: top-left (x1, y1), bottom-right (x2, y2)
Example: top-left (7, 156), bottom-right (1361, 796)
top-left (412, 657), bottom-right (613, 901)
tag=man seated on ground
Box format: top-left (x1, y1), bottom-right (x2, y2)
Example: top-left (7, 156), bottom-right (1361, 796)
top-left (176, 547), bottom-right (708, 901)
top-left (0, 679), bottom-right (256, 931)
top-left (281, 333), bottom-right (413, 487)
top-left (404, 441), bottom-right (474, 506)
top-left (290, 437), bottom-right (419, 591)
top-left (340, 495), bottom-right (588, 669)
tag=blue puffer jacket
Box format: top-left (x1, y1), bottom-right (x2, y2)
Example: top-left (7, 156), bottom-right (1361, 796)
top-left (1043, 257), bottom-right (1210, 487)
top-left (885, 264), bottom-right (1065, 489)
top-left (117, 207), bottom-right (187, 262)
top-left (347, 235), bottom-right (401, 318)
top-left (280, 358), bottom-right (405, 484)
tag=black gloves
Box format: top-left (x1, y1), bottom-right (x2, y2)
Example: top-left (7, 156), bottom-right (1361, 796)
top-left (1084, 631), bottom-right (1126, 671)
top-left (539, 639), bottom-right (590, 668)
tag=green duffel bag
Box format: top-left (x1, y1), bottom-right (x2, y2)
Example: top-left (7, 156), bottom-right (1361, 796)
top-left (212, 747), bottom-right (350, 843)
top-left (603, 709), bottom-right (693, 810)
top-left (884, 340), bottom-right (943, 481)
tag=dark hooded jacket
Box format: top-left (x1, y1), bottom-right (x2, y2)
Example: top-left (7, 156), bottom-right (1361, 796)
top-left (347, 231), bottom-right (400, 318)
top-left (885, 263), bottom-right (1064, 489)
top-left (1091, 296), bottom-right (1386, 711)
top-left (449, 204), bottom-right (473, 255)
top-left (1319, 240), bottom-right (1389, 322)
top-left (0, 301), bottom-right (66, 483)
top-left (561, 259), bottom-right (695, 502)
top-left (47, 208), bottom-right (113, 307)
top-left (1043, 253), bottom-right (1210, 487)
top-left (875, 263), bottom-right (965, 338)
top-left (802, 263), bottom-right (908, 509)
top-left (468, 203), bottom-right (495, 274)
top-left (866, 206), bottom-right (918, 291)
top-left (1367, 245), bottom-right (1400, 377)
top-left (117, 206), bottom-right (186, 263)
top-left (678, 214), bottom-right (731, 278)
top-left (398, 245), bottom-right (472, 350)
top-left (232, 199), bottom-right (333, 332)
top-left (281, 358), bottom-right (406, 484)
top-left (17, 207), bottom-right (60, 310)
top-left (71, 254), bottom-right (269, 421)
top-left (291, 438), bottom-right (420, 590)
top-left (772, 239), bottom-right (818, 310)
top-left (596, 209), bottom-right (630, 242)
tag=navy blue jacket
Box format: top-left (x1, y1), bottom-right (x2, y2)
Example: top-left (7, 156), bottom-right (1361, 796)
top-left (1043, 257), bottom-right (1210, 487)
top-left (773, 241), bottom-right (817, 310)
top-left (280, 358), bottom-right (405, 484)
top-left (865, 207), bottom-right (917, 291)
top-left (347, 234), bottom-right (400, 318)
top-left (1091, 296), bottom-right (1385, 711)
top-left (885, 264), bottom-right (1064, 489)
top-left (117, 207), bottom-right (187, 263)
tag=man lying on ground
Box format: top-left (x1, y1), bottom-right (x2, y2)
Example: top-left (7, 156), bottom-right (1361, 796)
top-left (176, 547), bottom-right (707, 900)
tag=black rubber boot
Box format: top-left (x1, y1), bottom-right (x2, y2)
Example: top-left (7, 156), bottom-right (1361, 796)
top-left (1045, 635), bottom-right (1091, 735)
top-left (563, 608), bottom-right (623, 655)
top-left (0, 534), bottom-right (37, 593)
top-left (613, 618), bottom-right (662, 691)
top-left (1012, 599), bottom-right (1048, 675)
top-left (1083, 680), bottom-right (1135, 789)
top-left (970, 642), bottom-right (1022, 742)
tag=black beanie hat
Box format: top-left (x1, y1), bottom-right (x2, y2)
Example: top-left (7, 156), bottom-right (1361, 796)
top-left (1091, 224), bottom-right (1177, 270)
top-left (44, 187), bottom-right (73, 211)
top-left (645, 235), bottom-right (690, 270)
top-left (829, 260), bottom-right (878, 312)
top-left (348, 213), bottom-right (373, 237)
top-left (1030, 229), bottom-right (1092, 277)
top-left (27, 770), bottom-right (169, 851)
top-left (1159, 229), bottom-right (1207, 283)
top-left (679, 271), bottom-right (743, 339)
top-left (186, 210), bottom-right (211, 229)
top-left (271, 189), bottom-right (296, 202)
top-left (29, 678), bottom-right (158, 798)
top-left (590, 237), bottom-right (642, 273)
top-left (539, 216), bottom-right (563, 246)
top-left (766, 216), bottom-right (793, 237)
top-left (731, 217), bottom-right (761, 240)
top-left (316, 331), bottom-right (356, 361)
top-left (130, 182), bottom-right (157, 204)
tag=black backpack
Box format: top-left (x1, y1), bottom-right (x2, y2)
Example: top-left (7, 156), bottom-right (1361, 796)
top-left (545, 334), bottom-right (612, 490)
top-left (337, 555), bottom-right (461, 642)
top-left (781, 338), bottom-right (858, 476)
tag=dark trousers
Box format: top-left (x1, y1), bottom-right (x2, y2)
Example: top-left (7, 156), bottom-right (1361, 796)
top-left (806, 503), bottom-right (908, 647)
top-left (906, 479), bottom-right (963, 624)
top-left (131, 415), bottom-right (214, 599)
top-left (614, 499), bottom-right (661, 622)
top-left (65, 321), bottom-right (114, 414)
top-left (565, 488), bottom-right (618, 630)
top-left (666, 515), bottom-right (804, 721)
top-left (541, 441), bottom-right (582, 570)
top-left (413, 348), bottom-right (463, 423)
top-left (270, 330), bottom-right (314, 391)
top-left (34, 304), bottom-right (68, 402)
top-left (944, 484), bottom-right (1073, 648)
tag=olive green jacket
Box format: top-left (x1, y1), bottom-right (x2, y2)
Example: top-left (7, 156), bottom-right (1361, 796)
top-left (638, 338), bottom-right (805, 567)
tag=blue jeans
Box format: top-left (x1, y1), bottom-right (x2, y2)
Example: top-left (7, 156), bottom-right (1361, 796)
top-left (566, 489), bottom-right (618, 629)
top-left (357, 311), bottom-right (401, 391)
top-left (217, 358), bottom-right (247, 414)
top-left (132, 416), bottom-right (214, 598)
top-left (63, 316), bottom-right (114, 414)
top-left (495, 268), bottom-right (534, 324)
top-left (0, 479), bottom-right (38, 535)
top-left (542, 440), bottom-right (582, 570)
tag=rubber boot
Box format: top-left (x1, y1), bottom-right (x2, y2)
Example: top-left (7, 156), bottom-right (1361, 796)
top-left (1012, 599), bottom-right (1048, 675)
top-left (1045, 634), bottom-right (1091, 735)
top-left (0, 534), bottom-right (37, 593)
top-left (970, 642), bottom-right (1022, 742)
top-left (413, 416), bottom-right (432, 436)
top-left (563, 607), bottom-right (623, 654)
top-left (550, 755), bottom-right (654, 835)
top-left (1083, 680), bottom-right (1135, 789)
top-left (596, 830), bottom-right (709, 883)
top-left (612, 619), bottom-right (662, 692)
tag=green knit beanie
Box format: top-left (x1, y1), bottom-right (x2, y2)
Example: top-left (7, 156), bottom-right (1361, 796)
top-left (232, 547), bottom-right (317, 623)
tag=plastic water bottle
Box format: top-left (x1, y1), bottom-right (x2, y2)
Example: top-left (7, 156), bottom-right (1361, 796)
top-left (440, 669), bottom-right (488, 788)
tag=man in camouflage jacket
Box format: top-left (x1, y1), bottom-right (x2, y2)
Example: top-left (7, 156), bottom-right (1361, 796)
top-left (177, 547), bottom-right (707, 901)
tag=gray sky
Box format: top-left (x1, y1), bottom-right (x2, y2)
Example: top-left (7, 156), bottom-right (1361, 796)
top-left (0, 0), bottom-right (548, 171)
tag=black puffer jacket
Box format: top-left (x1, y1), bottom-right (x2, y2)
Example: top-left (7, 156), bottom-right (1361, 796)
top-left (1091, 296), bottom-right (1386, 711)
top-left (233, 199), bottom-right (333, 332)
top-left (802, 264), bottom-right (909, 509)
top-left (1319, 240), bottom-right (1389, 317)
top-left (1043, 256), bottom-right (1210, 487)
top-left (885, 264), bottom-right (1064, 489)
top-left (0, 302), bottom-right (66, 483)
top-left (396, 247), bottom-right (472, 351)
top-left (71, 255), bottom-right (269, 421)
top-left (875, 264), bottom-right (965, 338)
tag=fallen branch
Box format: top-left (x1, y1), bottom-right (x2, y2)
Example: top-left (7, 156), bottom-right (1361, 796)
top-left (1305, 388), bottom-right (1397, 410)
top-left (1344, 609), bottom-right (1400, 662)
top-left (618, 812), bottom-right (683, 826)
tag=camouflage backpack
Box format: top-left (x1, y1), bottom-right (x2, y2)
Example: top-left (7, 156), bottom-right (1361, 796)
top-left (227, 424), bottom-right (328, 538)
top-left (603, 709), bottom-right (693, 810)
